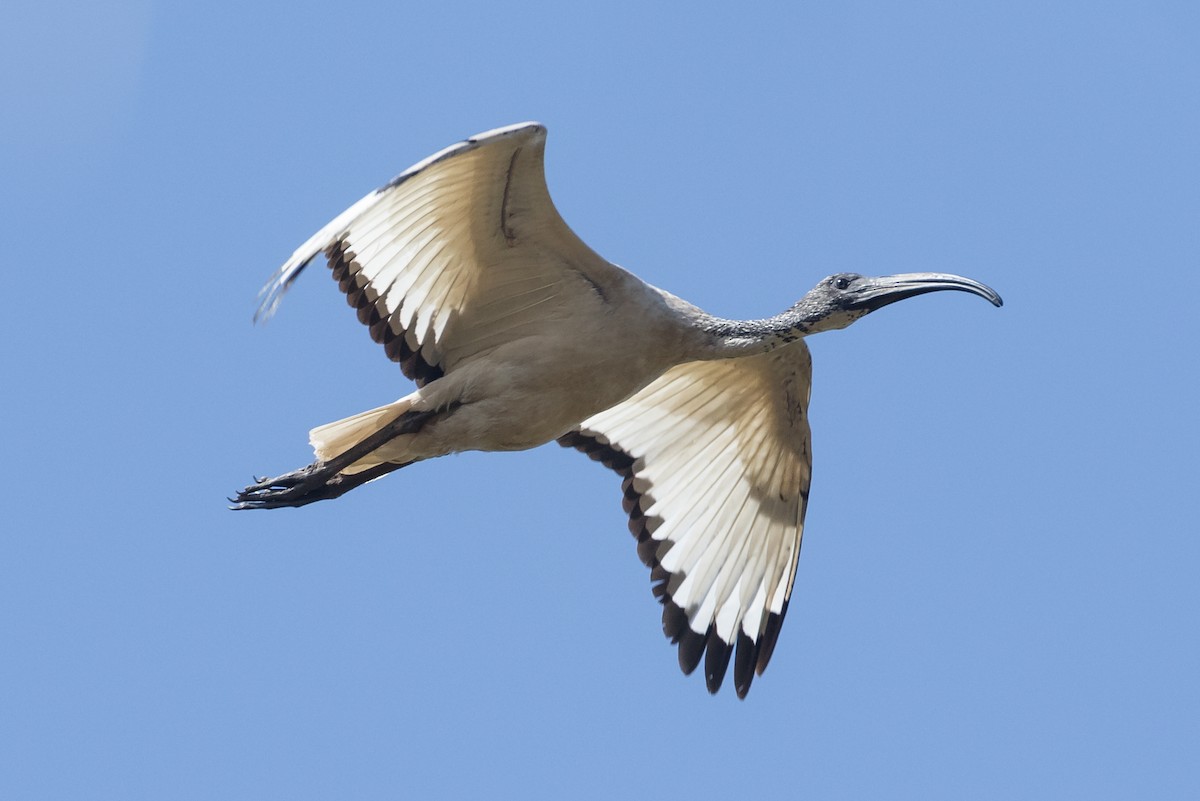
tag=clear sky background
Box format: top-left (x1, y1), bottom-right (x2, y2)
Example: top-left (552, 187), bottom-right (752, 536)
top-left (3, 1), bottom-right (1198, 798)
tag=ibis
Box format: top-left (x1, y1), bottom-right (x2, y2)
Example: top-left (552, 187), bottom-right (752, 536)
top-left (232, 122), bottom-right (1001, 697)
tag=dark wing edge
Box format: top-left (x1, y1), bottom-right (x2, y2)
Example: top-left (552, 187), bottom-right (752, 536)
top-left (557, 430), bottom-right (793, 698)
top-left (326, 239), bottom-right (443, 386)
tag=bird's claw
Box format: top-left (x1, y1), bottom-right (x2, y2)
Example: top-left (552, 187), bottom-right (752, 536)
top-left (230, 462), bottom-right (351, 510)
top-left (231, 464), bottom-right (320, 509)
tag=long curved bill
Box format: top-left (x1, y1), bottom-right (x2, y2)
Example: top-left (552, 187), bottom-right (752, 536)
top-left (847, 273), bottom-right (1003, 312)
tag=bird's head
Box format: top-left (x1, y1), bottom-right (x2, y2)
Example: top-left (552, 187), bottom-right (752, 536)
top-left (798, 272), bottom-right (1003, 332)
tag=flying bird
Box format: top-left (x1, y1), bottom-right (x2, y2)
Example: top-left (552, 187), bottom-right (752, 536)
top-left (233, 122), bottom-right (1001, 697)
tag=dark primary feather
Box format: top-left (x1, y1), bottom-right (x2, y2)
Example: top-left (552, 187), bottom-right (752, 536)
top-left (557, 430), bottom-right (788, 697)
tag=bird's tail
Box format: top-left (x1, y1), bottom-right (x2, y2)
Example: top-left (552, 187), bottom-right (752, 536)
top-left (309, 399), bottom-right (416, 474)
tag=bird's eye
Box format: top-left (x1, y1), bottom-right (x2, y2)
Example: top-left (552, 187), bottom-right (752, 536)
top-left (834, 277), bottom-right (851, 290)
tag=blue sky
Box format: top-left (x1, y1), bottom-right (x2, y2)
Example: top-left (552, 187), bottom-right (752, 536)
top-left (3, 1), bottom-right (1198, 798)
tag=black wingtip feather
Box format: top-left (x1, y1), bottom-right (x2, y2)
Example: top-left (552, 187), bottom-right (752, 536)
top-left (755, 600), bottom-right (790, 676)
top-left (677, 627), bottom-right (707, 675)
top-left (635, 524), bottom-right (659, 567)
top-left (705, 636), bottom-right (733, 694)
top-left (661, 600), bottom-right (688, 643)
top-left (733, 631), bottom-right (760, 698)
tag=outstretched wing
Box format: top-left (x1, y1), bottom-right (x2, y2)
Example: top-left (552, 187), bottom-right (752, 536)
top-left (257, 122), bottom-right (618, 385)
top-left (559, 345), bottom-right (813, 697)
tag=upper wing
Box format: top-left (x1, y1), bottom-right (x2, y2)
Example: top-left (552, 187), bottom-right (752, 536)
top-left (559, 345), bottom-right (813, 697)
top-left (256, 122), bottom-right (617, 385)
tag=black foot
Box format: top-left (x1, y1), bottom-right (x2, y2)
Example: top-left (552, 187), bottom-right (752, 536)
top-left (231, 409), bottom-right (435, 510)
top-left (230, 462), bottom-right (352, 509)
top-left (230, 460), bottom-right (411, 510)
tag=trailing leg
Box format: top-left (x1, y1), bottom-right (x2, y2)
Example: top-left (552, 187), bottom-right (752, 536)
top-left (231, 408), bottom-right (435, 509)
